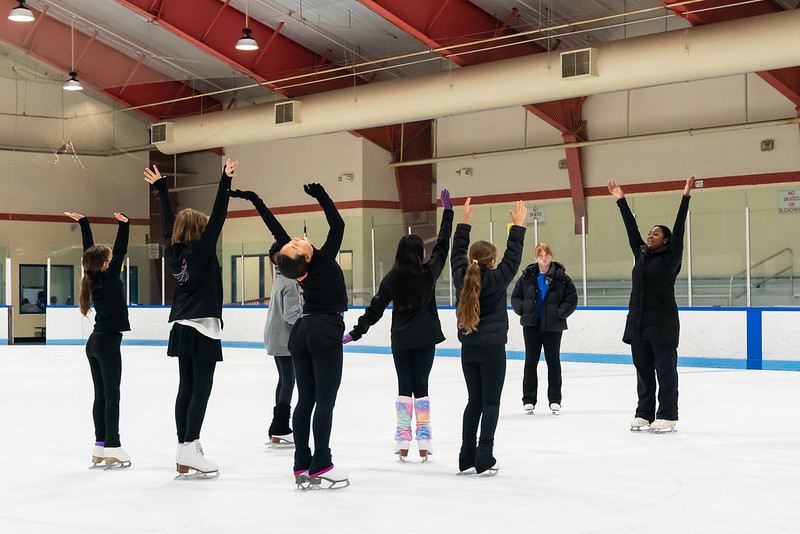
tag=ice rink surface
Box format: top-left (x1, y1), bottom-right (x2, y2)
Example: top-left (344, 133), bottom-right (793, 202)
top-left (1, 344), bottom-right (799, 533)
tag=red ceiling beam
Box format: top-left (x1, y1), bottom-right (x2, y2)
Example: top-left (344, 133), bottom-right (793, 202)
top-left (0, 6), bottom-right (222, 120)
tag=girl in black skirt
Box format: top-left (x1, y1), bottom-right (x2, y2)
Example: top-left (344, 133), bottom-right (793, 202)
top-left (144, 158), bottom-right (237, 478)
top-left (66, 211), bottom-right (131, 469)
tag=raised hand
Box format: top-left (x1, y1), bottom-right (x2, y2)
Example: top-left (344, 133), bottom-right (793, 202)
top-left (440, 189), bottom-right (452, 210)
top-left (607, 180), bottom-right (625, 199)
top-left (683, 175), bottom-right (696, 196)
top-left (228, 189), bottom-right (259, 203)
top-left (304, 183), bottom-right (326, 199)
top-left (510, 200), bottom-right (527, 226)
top-left (114, 213), bottom-right (129, 223)
top-left (64, 212), bottom-right (84, 222)
top-left (461, 197), bottom-right (474, 224)
top-left (224, 158), bottom-right (238, 178)
top-left (342, 333), bottom-right (354, 345)
top-left (143, 165), bottom-right (164, 185)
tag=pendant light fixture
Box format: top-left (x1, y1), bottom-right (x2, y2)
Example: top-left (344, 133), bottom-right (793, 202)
top-left (8, 1), bottom-right (34, 22)
top-left (235, 0), bottom-right (258, 51)
top-left (63, 18), bottom-right (83, 91)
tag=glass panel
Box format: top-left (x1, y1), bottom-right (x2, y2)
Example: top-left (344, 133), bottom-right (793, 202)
top-left (19, 264), bottom-right (46, 314)
top-left (585, 196), bottom-right (633, 307)
top-left (50, 265), bottom-right (74, 307)
top-left (127, 244), bottom-right (160, 306)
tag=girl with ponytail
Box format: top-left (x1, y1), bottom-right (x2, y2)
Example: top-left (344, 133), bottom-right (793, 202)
top-left (66, 211), bottom-right (131, 469)
top-left (451, 197), bottom-right (527, 476)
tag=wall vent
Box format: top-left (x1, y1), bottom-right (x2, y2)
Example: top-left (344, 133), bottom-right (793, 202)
top-left (275, 101), bottom-right (300, 124)
top-left (150, 122), bottom-right (173, 144)
top-left (560, 48), bottom-right (598, 79)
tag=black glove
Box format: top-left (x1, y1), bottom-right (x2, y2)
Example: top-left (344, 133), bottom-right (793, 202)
top-left (303, 183), bottom-right (326, 199)
top-left (228, 189), bottom-right (259, 203)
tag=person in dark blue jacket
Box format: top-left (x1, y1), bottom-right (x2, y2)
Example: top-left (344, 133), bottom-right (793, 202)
top-left (608, 176), bottom-right (695, 433)
top-left (144, 158), bottom-right (238, 479)
top-left (65, 210), bottom-right (131, 469)
top-left (452, 197), bottom-right (526, 476)
top-left (511, 242), bottom-right (577, 415)
top-left (345, 189), bottom-right (454, 461)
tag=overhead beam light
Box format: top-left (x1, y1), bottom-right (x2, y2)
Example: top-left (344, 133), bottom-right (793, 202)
top-left (8, 1), bottom-right (34, 22)
top-left (63, 71), bottom-right (83, 91)
top-left (235, 0), bottom-right (258, 51)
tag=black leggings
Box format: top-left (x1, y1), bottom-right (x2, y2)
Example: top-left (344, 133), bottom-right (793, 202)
top-left (86, 331), bottom-right (123, 448)
top-left (274, 355), bottom-right (295, 406)
top-left (631, 339), bottom-right (679, 421)
top-left (288, 314), bottom-right (344, 475)
top-left (521, 325), bottom-right (563, 405)
top-left (393, 345), bottom-right (435, 398)
top-left (460, 344), bottom-right (506, 450)
top-left (175, 355), bottom-right (217, 443)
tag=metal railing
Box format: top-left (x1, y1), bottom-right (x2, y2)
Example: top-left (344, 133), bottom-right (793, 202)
top-left (729, 248), bottom-right (794, 306)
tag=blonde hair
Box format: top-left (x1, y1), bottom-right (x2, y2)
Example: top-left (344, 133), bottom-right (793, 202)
top-left (172, 208), bottom-right (208, 244)
top-left (535, 242), bottom-right (554, 257)
top-left (456, 240), bottom-right (497, 335)
top-left (79, 245), bottom-right (111, 316)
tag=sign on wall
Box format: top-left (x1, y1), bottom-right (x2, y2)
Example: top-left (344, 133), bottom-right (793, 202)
top-left (778, 190), bottom-right (800, 214)
top-left (525, 205), bottom-right (546, 227)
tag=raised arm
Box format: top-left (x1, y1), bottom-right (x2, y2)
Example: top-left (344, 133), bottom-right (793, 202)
top-left (229, 189), bottom-right (290, 247)
top-left (426, 190), bottom-right (455, 280)
top-left (144, 165), bottom-right (174, 244)
top-left (304, 183), bottom-right (344, 263)
top-left (66, 212), bottom-right (93, 251)
top-left (493, 201), bottom-right (527, 283)
top-left (106, 213), bottom-right (130, 276)
top-left (199, 158), bottom-right (237, 248)
top-left (669, 175), bottom-right (695, 264)
top-left (608, 180), bottom-right (645, 255)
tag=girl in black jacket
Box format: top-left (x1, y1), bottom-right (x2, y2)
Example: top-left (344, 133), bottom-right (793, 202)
top-left (511, 243), bottom-right (577, 415)
top-left (452, 197), bottom-right (526, 476)
top-left (345, 190), bottom-right (454, 461)
top-left (144, 158), bottom-right (237, 479)
top-left (66, 211), bottom-right (131, 469)
top-left (608, 176), bottom-right (695, 433)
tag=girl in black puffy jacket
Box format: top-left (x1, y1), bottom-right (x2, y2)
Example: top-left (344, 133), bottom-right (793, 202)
top-left (511, 243), bottom-right (577, 415)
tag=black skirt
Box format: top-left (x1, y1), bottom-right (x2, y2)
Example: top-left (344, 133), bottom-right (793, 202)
top-left (167, 323), bottom-right (223, 362)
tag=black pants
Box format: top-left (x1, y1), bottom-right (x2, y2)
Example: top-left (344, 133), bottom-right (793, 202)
top-left (175, 355), bottom-right (217, 443)
top-left (521, 324), bottom-right (563, 406)
top-left (393, 345), bottom-right (436, 398)
top-left (631, 339), bottom-right (679, 421)
top-left (273, 355), bottom-right (295, 406)
top-left (460, 344), bottom-right (506, 470)
top-left (288, 314), bottom-right (344, 475)
top-left (86, 331), bottom-right (123, 448)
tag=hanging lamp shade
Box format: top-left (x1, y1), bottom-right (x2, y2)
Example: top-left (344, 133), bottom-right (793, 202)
top-left (235, 28), bottom-right (258, 51)
top-left (63, 72), bottom-right (83, 91)
top-left (8, 1), bottom-right (34, 22)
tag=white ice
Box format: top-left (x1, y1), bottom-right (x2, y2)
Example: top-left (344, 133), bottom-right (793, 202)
top-left (1, 345), bottom-right (799, 533)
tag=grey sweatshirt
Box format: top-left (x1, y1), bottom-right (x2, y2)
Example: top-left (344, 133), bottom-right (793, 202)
top-left (264, 269), bottom-right (302, 356)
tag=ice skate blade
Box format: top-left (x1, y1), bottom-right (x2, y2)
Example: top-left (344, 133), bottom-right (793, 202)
top-left (457, 468), bottom-right (476, 476)
top-left (307, 476), bottom-right (350, 490)
top-left (89, 463), bottom-right (106, 470)
top-left (174, 470), bottom-right (219, 481)
top-left (295, 473), bottom-right (312, 490)
top-left (650, 427), bottom-right (677, 434)
top-left (267, 441), bottom-right (295, 450)
top-left (630, 426), bottom-right (650, 432)
top-left (104, 460), bottom-right (131, 470)
top-left (477, 467), bottom-right (499, 477)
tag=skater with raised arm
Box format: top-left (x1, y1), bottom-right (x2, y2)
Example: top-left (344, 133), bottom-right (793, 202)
top-left (66, 210), bottom-right (131, 469)
top-left (264, 241), bottom-right (302, 447)
top-left (511, 242), bottom-right (577, 415)
top-left (344, 189), bottom-right (454, 461)
top-left (452, 198), bottom-right (526, 476)
top-left (143, 158), bottom-right (238, 479)
top-left (229, 183), bottom-right (349, 489)
top-left (607, 175), bottom-right (695, 433)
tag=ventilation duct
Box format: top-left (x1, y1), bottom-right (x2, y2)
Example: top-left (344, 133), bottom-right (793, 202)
top-left (275, 101), bottom-right (300, 124)
top-left (150, 122), bottom-right (172, 144)
top-left (561, 48), bottom-right (597, 78)
top-left (154, 9), bottom-right (800, 155)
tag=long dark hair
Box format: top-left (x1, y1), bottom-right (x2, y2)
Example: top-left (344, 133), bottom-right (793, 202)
top-left (388, 235), bottom-right (431, 310)
top-left (79, 245), bottom-right (110, 317)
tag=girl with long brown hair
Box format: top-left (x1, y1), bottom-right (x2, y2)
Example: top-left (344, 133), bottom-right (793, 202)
top-left (452, 197), bottom-right (527, 476)
top-left (65, 211), bottom-right (131, 469)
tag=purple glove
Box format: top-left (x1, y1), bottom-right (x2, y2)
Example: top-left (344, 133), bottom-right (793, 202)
top-left (440, 189), bottom-right (452, 210)
top-left (342, 333), bottom-right (354, 344)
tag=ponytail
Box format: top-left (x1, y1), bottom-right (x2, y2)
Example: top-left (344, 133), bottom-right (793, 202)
top-left (80, 245), bottom-right (111, 317)
top-left (456, 240), bottom-right (497, 335)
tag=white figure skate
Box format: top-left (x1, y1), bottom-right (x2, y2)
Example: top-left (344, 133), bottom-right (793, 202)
top-left (268, 433), bottom-right (294, 449)
top-left (523, 403), bottom-right (534, 415)
top-left (104, 446), bottom-right (132, 469)
top-left (395, 440), bottom-right (411, 462)
top-left (630, 417), bottom-right (651, 432)
top-left (308, 465), bottom-right (349, 490)
top-left (650, 419), bottom-right (677, 433)
top-left (550, 403), bottom-right (561, 415)
top-left (175, 440), bottom-right (219, 480)
top-left (89, 444), bottom-right (105, 469)
top-left (417, 439), bottom-right (432, 462)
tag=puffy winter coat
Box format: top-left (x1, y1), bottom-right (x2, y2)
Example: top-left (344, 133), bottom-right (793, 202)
top-left (511, 261), bottom-right (577, 331)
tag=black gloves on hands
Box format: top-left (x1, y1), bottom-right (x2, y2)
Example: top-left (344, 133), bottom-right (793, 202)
top-left (228, 189), bottom-right (260, 203)
top-left (303, 183), bottom-right (326, 199)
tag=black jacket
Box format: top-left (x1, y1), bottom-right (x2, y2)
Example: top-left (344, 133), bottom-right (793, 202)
top-left (511, 261), bottom-right (577, 331)
top-left (349, 209), bottom-right (453, 351)
top-left (452, 223), bottom-right (525, 346)
top-left (79, 217), bottom-right (131, 333)
top-left (155, 170), bottom-right (231, 323)
top-left (617, 195), bottom-right (690, 347)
